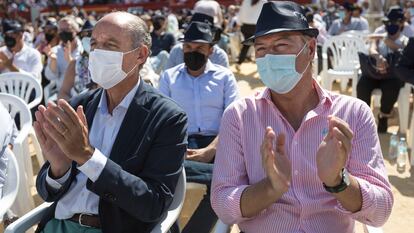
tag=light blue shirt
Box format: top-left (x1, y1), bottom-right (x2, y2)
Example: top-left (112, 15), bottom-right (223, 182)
top-left (0, 103), bottom-right (14, 195)
top-left (159, 60), bottom-right (238, 136)
top-left (328, 17), bottom-right (369, 36)
top-left (165, 43), bottom-right (229, 70)
top-left (45, 39), bottom-right (83, 91)
top-left (46, 79), bottom-right (140, 219)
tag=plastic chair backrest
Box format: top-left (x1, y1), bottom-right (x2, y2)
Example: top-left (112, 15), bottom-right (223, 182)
top-left (0, 148), bottom-right (20, 217)
top-left (322, 35), bottom-right (366, 71)
top-left (0, 93), bottom-right (32, 141)
top-left (0, 72), bottom-right (43, 109)
top-left (150, 169), bottom-right (186, 233)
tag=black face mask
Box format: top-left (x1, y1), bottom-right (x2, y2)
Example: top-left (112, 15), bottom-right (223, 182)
top-left (385, 24), bottom-right (401, 36)
top-left (45, 33), bottom-right (55, 43)
top-left (59, 31), bottom-right (74, 43)
top-left (4, 35), bottom-right (16, 49)
top-left (184, 51), bottom-right (208, 71)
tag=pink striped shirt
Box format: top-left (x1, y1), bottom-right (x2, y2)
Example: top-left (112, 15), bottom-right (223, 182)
top-left (211, 81), bottom-right (393, 233)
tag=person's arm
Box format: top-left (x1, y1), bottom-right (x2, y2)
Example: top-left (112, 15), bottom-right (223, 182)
top-left (214, 46), bottom-right (230, 68)
top-left (330, 103), bottom-right (393, 226)
top-left (58, 59), bottom-right (76, 101)
top-left (19, 49), bottom-right (43, 81)
top-left (157, 70), bottom-right (171, 97)
top-left (211, 107), bottom-right (291, 224)
top-left (44, 46), bottom-right (59, 80)
top-left (395, 38), bottom-right (414, 84)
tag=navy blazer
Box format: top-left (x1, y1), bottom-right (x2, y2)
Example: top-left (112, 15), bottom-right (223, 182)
top-left (35, 82), bottom-right (188, 233)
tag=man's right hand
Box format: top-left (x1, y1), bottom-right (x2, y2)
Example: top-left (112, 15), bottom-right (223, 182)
top-left (260, 127), bottom-right (292, 197)
top-left (34, 105), bottom-right (71, 178)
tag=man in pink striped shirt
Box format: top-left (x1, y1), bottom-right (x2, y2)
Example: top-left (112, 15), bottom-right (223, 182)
top-left (211, 2), bottom-right (393, 233)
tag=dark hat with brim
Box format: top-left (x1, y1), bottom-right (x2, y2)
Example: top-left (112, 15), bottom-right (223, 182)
top-left (2, 19), bottom-right (23, 33)
top-left (81, 20), bottom-right (95, 32)
top-left (383, 6), bottom-right (404, 22)
top-left (179, 21), bottom-right (213, 44)
top-left (243, 1), bottom-right (319, 45)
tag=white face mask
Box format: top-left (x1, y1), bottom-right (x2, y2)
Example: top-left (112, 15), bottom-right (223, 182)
top-left (88, 48), bottom-right (139, 89)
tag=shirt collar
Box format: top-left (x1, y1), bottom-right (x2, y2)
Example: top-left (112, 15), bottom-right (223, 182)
top-left (255, 79), bottom-right (333, 107)
top-left (97, 78), bottom-right (141, 114)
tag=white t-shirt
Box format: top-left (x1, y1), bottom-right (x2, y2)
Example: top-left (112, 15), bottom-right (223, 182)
top-left (0, 44), bottom-right (43, 80)
top-left (378, 34), bottom-right (409, 57)
top-left (238, 0), bottom-right (266, 25)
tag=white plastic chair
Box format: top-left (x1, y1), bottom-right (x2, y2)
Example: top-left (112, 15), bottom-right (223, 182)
top-left (0, 148), bottom-right (20, 218)
top-left (0, 93), bottom-right (35, 216)
top-left (212, 220), bottom-right (383, 233)
top-left (371, 83), bottom-right (411, 134)
top-left (0, 72), bottom-right (45, 185)
top-left (43, 80), bottom-right (58, 103)
top-left (321, 35), bottom-right (367, 97)
top-left (0, 72), bottom-right (42, 109)
top-left (5, 169), bottom-right (186, 233)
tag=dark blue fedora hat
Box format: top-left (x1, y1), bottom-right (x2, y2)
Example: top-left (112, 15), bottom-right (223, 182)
top-left (243, 1), bottom-right (319, 45)
top-left (179, 21), bottom-right (213, 44)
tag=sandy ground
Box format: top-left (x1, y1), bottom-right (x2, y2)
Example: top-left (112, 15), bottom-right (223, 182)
top-left (1, 62), bottom-right (413, 233)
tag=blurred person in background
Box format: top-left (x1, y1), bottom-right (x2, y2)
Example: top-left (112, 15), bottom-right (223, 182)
top-left (165, 13), bottom-right (229, 70)
top-left (58, 20), bottom-right (96, 101)
top-left (328, 2), bottom-right (368, 36)
top-left (322, 0), bottom-right (339, 31)
top-left (226, 5), bottom-right (242, 63)
top-left (236, 0), bottom-right (267, 71)
top-left (150, 14), bottom-right (175, 74)
top-left (34, 18), bottom-right (60, 53)
top-left (44, 15), bottom-right (83, 92)
top-left (0, 19), bottom-right (43, 80)
top-left (352, 3), bottom-right (369, 30)
top-left (374, 6), bottom-right (414, 37)
top-left (357, 7), bottom-right (408, 133)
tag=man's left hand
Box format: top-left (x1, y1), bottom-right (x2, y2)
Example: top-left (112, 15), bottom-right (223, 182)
top-left (43, 99), bottom-right (94, 165)
top-left (186, 147), bottom-right (215, 163)
top-left (0, 52), bottom-right (14, 69)
top-left (316, 116), bottom-right (353, 187)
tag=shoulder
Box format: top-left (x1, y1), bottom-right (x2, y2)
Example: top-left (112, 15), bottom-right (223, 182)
top-left (170, 43), bottom-right (182, 52)
top-left (163, 63), bottom-right (185, 78)
top-left (25, 46), bottom-right (41, 57)
top-left (209, 63), bottom-right (234, 77)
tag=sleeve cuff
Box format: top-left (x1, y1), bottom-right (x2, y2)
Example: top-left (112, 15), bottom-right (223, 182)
top-left (335, 176), bottom-right (375, 219)
top-left (77, 149), bottom-right (107, 182)
top-left (225, 185), bottom-right (256, 222)
top-left (46, 165), bottom-right (72, 190)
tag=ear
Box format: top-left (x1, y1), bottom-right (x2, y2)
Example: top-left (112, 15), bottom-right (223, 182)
top-left (307, 38), bottom-right (317, 60)
top-left (137, 45), bottom-right (150, 66)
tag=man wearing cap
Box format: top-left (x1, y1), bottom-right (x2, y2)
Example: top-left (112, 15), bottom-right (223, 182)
top-left (374, 6), bottom-right (414, 38)
top-left (0, 19), bottom-right (43, 80)
top-left (211, 2), bottom-right (393, 233)
top-left (159, 21), bottom-right (238, 233)
top-left (328, 2), bottom-right (368, 36)
top-left (44, 16), bottom-right (83, 92)
top-left (165, 13), bottom-right (229, 70)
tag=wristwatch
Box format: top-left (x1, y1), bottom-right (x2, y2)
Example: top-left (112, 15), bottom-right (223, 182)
top-left (323, 168), bottom-right (350, 193)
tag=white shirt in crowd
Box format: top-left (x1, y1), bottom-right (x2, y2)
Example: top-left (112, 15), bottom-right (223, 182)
top-left (238, 0), bottom-right (266, 25)
top-left (46, 80), bottom-right (140, 219)
top-left (378, 34), bottom-right (409, 57)
top-left (0, 44), bottom-right (43, 80)
top-left (194, 0), bottom-right (223, 27)
top-left (0, 102), bottom-right (16, 197)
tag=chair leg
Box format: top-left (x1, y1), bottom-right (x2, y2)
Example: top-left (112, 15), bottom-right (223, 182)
top-left (29, 128), bottom-right (45, 167)
top-left (11, 144), bottom-right (35, 216)
top-left (398, 85), bottom-right (410, 134)
top-left (22, 138), bottom-right (35, 187)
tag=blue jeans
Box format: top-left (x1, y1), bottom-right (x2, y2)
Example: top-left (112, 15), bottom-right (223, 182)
top-left (180, 135), bottom-right (217, 233)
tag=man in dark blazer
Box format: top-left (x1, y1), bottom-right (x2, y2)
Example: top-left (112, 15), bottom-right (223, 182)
top-left (33, 12), bottom-right (187, 233)
top-left (396, 37), bottom-right (414, 85)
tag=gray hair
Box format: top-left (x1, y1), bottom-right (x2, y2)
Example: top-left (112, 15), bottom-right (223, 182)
top-left (59, 15), bottom-right (80, 32)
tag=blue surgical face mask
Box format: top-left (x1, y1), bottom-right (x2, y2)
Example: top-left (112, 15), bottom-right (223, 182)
top-left (338, 11), bottom-right (345, 20)
top-left (256, 43), bottom-right (310, 94)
